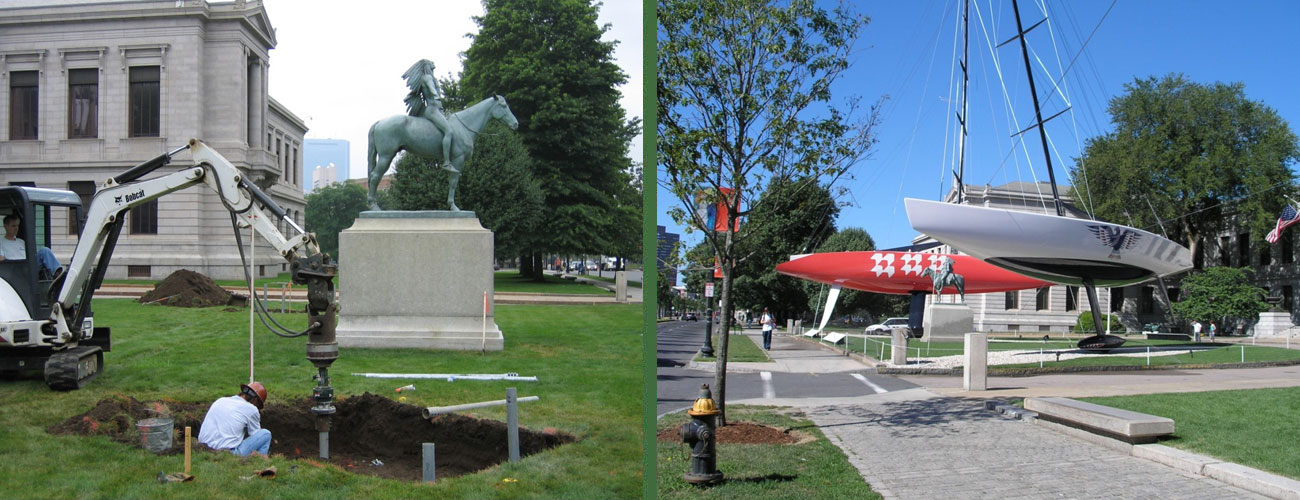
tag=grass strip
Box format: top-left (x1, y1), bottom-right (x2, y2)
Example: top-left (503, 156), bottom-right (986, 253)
top-left (695, 332), bottom-right (770, 363)
top-left (0, 299), bottom-right (640, 499)
top-left (1081, 388), bottom-right (1300, 480)
top-left (656, 405), bottom-right (879, 500)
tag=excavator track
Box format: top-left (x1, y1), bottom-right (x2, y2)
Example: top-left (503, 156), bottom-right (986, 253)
top-left (44, 346), bottom-right (103, 391)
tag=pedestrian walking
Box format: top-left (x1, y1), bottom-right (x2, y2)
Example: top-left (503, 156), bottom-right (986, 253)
top-left (1209, 321), bottom-right (1217, 341)
top-left (1192, 320), bottom-right (1202, 343)
top-left (760, 307), bottom-right (774, 350)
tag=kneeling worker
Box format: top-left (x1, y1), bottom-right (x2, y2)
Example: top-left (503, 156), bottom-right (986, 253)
top-left (198, 382), bottom-right (272, 456)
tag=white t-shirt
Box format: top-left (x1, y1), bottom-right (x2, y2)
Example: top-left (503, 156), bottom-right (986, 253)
top-left (197, 395), bottom-right (262, 450)
top-left (761, 313), bottom-right (773, 332)
top-left (0, 237), bottom-right (24, 260)
top-left (1193, 322), bottom-right (1202, 334)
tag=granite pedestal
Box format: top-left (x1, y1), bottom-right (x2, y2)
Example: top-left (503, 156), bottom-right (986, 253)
top-left (921, 302), bottom-right (974, 342)
top-left (336, 211), bottom-right (503, 351)
top-left (1252, 311), bottom-right (1296, 339)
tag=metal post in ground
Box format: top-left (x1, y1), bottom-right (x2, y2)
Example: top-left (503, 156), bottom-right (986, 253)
top-left (423, 443), bottom-right (435, 483)
top-left (507, 388), bottom-right (520, 463)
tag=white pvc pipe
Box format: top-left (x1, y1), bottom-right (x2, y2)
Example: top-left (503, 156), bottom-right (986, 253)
top-left (423, 396), bottom-right (539, 418)
top-left (351, 373), bottom-right (539, 381)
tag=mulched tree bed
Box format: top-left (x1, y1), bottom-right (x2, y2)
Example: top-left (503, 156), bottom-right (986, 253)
top-left (656, 422), bottom-right (800, 445)
top-left (49, 392), bottom-right (575, 481)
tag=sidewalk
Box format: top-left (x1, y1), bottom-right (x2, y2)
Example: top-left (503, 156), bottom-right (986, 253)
top-left (720, 328), bottom-right (1300, 499)
top-left (686, 328), bottom-right (870, 374)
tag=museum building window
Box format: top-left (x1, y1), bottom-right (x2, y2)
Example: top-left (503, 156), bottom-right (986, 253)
top-left (129, 66), bottom-right (160, 137)
top-left (9, 71), bottom-right (39, 140)
top-left (1035, 287), bottom-right (1049, 311)
top-left (67, 181), bottom-right (95, 234)
top-left (130, 200), bottom-right (158, 234)
top-left (1004, 291), bottom-right (1019, 310)
top-left (67, 68), bottom-right (98, 138)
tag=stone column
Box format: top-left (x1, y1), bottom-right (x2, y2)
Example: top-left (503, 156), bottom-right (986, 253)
top-left (890, 327), bottom-right (907, 365)
top-left (615, 271), bottom-right (627, 302)
top-left (964, 332), bottom-right (987, 391)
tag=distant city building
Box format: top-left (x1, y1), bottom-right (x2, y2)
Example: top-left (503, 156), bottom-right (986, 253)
top-left (657, 225), bottom-right (679, 286)
top-left (0, 0), bottom-right (306, 280)
top-left (303, 138), bottom-right (349, 193)
top-left (312, 163), bottom-right (339, 190)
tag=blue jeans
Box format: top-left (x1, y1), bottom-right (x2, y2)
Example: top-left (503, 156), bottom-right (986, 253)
top-left (762, 329), bottom-right (772, 350)
top-left (234, 428), bottom-right (271, 456)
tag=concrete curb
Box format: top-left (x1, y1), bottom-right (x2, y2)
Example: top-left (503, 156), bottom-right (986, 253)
top-left (1032, 412), bottom-right (1300, 499)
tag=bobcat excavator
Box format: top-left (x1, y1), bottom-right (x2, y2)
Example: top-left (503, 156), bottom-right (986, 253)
top-left (0, 139), bottom-right (338, 437)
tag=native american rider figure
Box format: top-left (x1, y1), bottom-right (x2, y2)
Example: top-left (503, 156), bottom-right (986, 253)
top-left (401, 59), bottom-right (456, 170)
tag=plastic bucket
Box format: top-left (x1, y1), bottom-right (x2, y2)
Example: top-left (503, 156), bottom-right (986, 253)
top-left (137, 417), bottom-right (174, 453)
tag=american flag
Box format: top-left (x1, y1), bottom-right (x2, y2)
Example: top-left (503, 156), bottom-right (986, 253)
top-left (1265, 203), bottom-right (1300, 243)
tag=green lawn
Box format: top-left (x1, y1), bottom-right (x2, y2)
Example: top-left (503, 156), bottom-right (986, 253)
top-left (0, 300), bottom-right (640, 499)
top-left (695, 333), bottom-right (770, 363)
top-left (1081, 388), bottom-right (1300, 480)
top-left (493, 272), bottom-right (613, 295)
top-left (837, 335), bottom-right (1300, 369)
top-left (656, 406), bottom-right (879, 499)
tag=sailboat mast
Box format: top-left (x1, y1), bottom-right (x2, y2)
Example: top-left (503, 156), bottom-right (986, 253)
top-left (955, 0), bottom-right (970, 205)
top-left (1011, 0), bottom-right (1065, 217)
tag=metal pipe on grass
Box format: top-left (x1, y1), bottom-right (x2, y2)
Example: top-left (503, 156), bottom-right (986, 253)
top-left (507, 388), bottom-right (520, 463)
top-left (422, 395), bottom-right (539, 419)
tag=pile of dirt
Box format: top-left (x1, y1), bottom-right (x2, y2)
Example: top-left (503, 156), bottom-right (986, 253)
top-left (657, 421), bottom-right (800, 445)
top-left (49, 393), bottom-right (577, 482)
top-left (48, 395), bottom-right (206, 452)
top-left (137, 269), bottom-right (243, 307)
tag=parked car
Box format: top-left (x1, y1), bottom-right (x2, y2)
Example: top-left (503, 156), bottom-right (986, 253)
top-left (684, 312), bottom-right (698, 321)
top-left (866, 317), bottom-right (910, 334)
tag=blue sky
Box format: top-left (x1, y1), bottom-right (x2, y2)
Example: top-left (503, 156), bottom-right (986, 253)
top-left (657, 0), bottom-right (1300, 260)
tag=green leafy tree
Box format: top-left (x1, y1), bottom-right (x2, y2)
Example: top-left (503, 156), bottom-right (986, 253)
top-left (1171, 267), bottom-right (1270, 326)
top-left (1069, 74), bottom-right (1299, 260)
top-left (461, 0), bottom-right (640, 279)
top-left (304, 182), bottom-right (369, 260)
top-left (798, 227), bottom-right (893, 322)
top-left (387, 121), bottom-right (545, 260)
top-left (659, 0), bottom-right (881, 424)
top-left (730, 178), bottom-right (839, 321)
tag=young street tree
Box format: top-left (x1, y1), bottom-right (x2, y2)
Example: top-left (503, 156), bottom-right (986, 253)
top-left (659, 0), bottom-right (881, 424)
top-left (461, 0), bottom-right (640, 280)
top-left (1069, 74), bottom-right (1300, 260)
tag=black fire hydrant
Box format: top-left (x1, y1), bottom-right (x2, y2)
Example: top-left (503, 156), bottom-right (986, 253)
top-left (680, 383), bottom-right (724, 485)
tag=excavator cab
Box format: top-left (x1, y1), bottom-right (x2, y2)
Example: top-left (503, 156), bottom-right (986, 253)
top-left (0, 186), bottom-right (80, 322)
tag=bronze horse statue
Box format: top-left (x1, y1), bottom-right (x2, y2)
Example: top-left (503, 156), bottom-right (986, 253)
top-left (921, 266), bottom-right (965, 302)
top-left (366, 95), bottom-right (518, 211)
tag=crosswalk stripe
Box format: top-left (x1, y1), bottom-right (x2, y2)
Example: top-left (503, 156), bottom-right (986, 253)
top-left (851, 373), bottom-right (887, 394)
top-left (761, 371), bottom-right (775, 399)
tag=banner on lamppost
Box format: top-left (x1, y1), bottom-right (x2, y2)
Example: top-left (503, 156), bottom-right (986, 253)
top-left (694, 187), bottom-right (741, 232)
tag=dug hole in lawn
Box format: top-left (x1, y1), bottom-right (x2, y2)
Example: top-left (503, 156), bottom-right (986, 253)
top-left (50, 393), bottom-right (575, 481)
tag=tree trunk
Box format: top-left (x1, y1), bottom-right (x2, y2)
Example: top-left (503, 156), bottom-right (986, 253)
top-left (530, 254), bottom-right (544, 281)
top-left (519, 253), bottom-right (533, 276)
top-left (712, 230), bottom-right (735, 427)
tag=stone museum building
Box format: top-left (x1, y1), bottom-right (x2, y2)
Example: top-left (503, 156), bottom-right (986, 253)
top-left (0, 0), bottom-right (305, 280)
top-left (915, 182), bottom-right (1299, 334)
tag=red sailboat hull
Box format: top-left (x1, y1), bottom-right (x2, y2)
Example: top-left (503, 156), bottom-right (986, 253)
top-left (776, 251), bottom-right (1049, 295)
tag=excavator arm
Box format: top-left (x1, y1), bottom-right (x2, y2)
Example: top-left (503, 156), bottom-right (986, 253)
top-left (41, 139), bottom-right (338, 450)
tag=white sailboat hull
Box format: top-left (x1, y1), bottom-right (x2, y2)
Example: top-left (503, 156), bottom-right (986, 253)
top-left (905, 198), bottom-right (1192, 287)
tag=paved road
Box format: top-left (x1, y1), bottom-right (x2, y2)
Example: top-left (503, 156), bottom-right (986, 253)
top-left (656, 321), bottom-right (916, 416)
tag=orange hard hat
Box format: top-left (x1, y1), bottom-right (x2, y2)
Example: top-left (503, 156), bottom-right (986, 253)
top-left (240, 382), bottom-right (268, 409)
